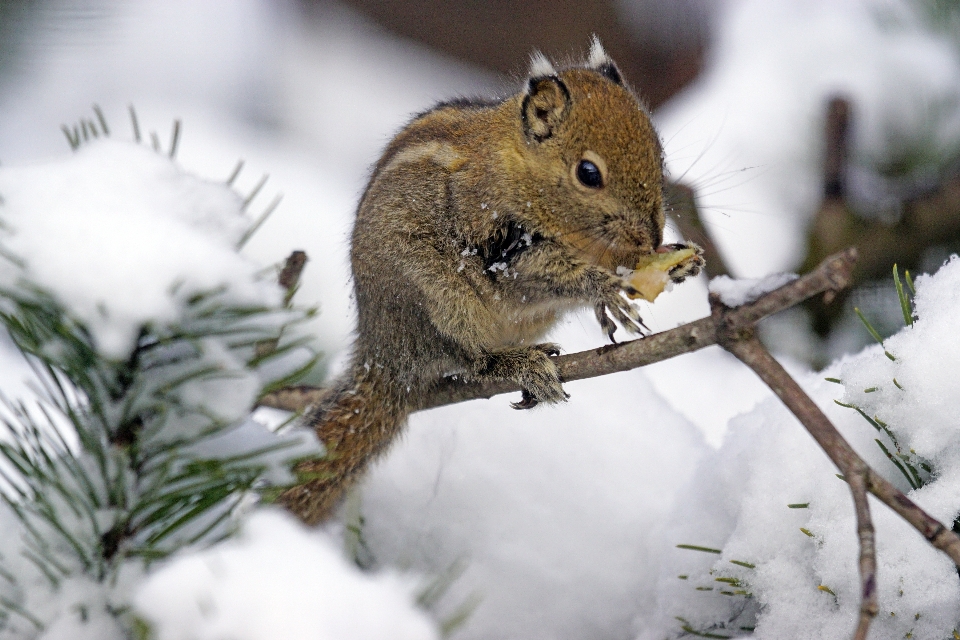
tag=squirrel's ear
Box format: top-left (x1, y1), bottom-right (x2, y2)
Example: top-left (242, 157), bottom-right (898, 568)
top-left (521, 57), bottom-right (570, 142)
top-left (587, 35), bottom-right (623, 85)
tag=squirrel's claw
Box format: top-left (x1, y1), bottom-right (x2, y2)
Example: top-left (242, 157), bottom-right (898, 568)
top-left (537, 342), bottom-right (562, 357)
top-left (512, 389), bottom-right (539, 410)
top-left (594, 303), bottom-right (618, 343)
top-left (478, 345), bottom-right (568, 409)
top-left (602, 291), bottom-right (649, 336)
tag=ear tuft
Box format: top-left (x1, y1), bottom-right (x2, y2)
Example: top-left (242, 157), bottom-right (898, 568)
top-left (587, 35), bottom-right (623, 85)
top-left (587, 35), bottom-right (611, 68)
top-left (528, 50), bottom-right (557, 79)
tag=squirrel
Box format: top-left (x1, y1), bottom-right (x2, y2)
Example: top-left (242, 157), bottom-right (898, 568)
top-left (280, 38), bottom-right (704, 525)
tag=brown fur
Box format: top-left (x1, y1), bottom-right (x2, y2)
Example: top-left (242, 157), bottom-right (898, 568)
top-left (279, 48), bottom-right (702, 524)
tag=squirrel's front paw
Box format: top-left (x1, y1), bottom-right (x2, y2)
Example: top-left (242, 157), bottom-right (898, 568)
top-left (663, 242), bottom-right (706, 284)
top-left (597, 281), bottom-right (649, 341)
top-left (478, 344), bottom-right (568, 410)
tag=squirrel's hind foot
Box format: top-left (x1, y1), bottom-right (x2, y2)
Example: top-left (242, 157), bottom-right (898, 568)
top-left (476, 343), bottom-right (569, 409)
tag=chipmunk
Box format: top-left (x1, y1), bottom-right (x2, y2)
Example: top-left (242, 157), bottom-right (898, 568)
top-left (280, 38), bottom-right (704, 524)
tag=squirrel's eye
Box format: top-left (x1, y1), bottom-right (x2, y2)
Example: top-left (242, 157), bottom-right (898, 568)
top-left (576, 160), bottom-right (603, 188)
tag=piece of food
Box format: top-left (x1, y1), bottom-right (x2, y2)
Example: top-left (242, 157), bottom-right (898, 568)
top-left (624, 245), bottom-right (701, 302)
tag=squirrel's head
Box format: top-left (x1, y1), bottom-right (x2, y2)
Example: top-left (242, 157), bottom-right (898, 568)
top-left (506, 38), bottom-right (664, 272)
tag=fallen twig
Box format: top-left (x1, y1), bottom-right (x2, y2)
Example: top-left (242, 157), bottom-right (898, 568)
top-left (256, 250), bottom-right (307, 359)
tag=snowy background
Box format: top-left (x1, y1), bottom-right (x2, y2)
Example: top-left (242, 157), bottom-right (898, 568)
top-left (1, 0), bottom-right (960, 638)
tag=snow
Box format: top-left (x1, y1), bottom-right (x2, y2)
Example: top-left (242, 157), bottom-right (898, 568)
top-left (135, 509), bottom-right (438, 640)
top-left (0, 135), bottom-right (335, 640)
top-left (0, 140), bottom-right (281, 359)
top-left (709, 272), bottom-right (798, 307)
top-left (637, 257), bottom-right (960, 639)
top-left (357, 369), bottom-right (709, 640)
top-left (657, 0), bottom-right (960, 277)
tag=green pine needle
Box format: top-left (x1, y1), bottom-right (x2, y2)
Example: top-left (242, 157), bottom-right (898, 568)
top-left (677, 544), bottom-right (722, 554)
top-left (853, 307), bottom-right (883, 344)
top-left (854, 307), bottom-right (894, 360)
top-left (893, 264), bottom-right (914, 327)
top-left (875, 439), bottom-right (921, 490)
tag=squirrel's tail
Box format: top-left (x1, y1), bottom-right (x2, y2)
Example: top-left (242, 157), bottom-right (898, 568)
top-left (278, 364), bottom-right (410, 525)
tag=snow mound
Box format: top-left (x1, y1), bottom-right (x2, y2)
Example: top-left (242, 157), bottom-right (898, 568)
top-left (639, 257), bottom-right (960, 639)
top-left (0, 139), bottom-right (282, 358)
top-left (135, 509), bottom-right (438, 640)
top-left (359, 369), bottom-right (709, 640)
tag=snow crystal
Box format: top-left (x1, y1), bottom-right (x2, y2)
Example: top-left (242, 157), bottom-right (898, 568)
top-left (135, 509), bottom-right (438, 640)
top-left (0, 140), bottom-right (282, 359)
top-left (709, 272), bottom-right (798, 307)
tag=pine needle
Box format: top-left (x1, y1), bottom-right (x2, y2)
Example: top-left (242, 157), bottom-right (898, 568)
top-left (129, 105), bottom-right (141, 143)
top-left (226, 159), bottom-right (244, 185)
top-left (93, 104), bottom-right (110, 136)
top-left (168, 119), bottom-right (181, 158)
top-left (893, 264), bottom-right (913, 327)
top-left (677, 544), bottom-right (722, 554)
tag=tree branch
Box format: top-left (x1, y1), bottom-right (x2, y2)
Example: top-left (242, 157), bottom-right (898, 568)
top-left (260, 247), bottom-right (858, 412)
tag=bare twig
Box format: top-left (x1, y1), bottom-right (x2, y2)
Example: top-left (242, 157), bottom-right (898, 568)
top-left (823, 95), bottom-right (851, 201)
top-left (255, 251), bottom-right (308, 359)
top-left (277, 250), bottom-right (308, 295)
top-left (849, 468), bottom-right (878, 640)
top-left (719, 334), bottom-right (879, 639)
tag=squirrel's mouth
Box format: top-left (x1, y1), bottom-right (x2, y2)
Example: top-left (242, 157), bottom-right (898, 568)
top-left (564, 228), bottom-right (657, 273)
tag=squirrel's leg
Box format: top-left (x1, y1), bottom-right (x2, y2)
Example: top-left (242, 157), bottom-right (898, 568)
top-left (383, 240), bottom-right (569, 407)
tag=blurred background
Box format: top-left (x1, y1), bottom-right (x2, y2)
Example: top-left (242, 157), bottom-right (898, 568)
top-left (0, 0), bottom-right (959, 378)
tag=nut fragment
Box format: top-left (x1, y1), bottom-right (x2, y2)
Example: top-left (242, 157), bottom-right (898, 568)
top-left (624, 246), bottom-right (700, 302)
